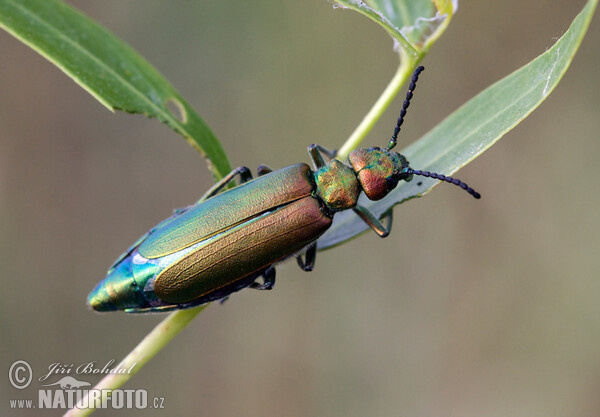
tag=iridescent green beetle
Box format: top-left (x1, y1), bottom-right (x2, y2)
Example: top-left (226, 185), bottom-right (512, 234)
top-left (88, 66), bottom-right (480, 313)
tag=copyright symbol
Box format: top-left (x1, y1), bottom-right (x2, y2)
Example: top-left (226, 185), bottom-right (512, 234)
top-left (9, 360), bottom-right (32, 389)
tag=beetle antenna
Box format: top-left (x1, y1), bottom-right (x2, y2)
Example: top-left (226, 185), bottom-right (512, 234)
top-left (406, 168), bottom-right (481, 199)
top-left (387, 66), bottom-right (425, 150)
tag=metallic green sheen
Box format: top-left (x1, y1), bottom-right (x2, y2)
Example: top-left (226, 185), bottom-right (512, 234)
top-left (139, 163), bottom-right (315, 259)
top-left (88, 255), bottom-right (147, 311)
top-left (314, 160), bottom-right (360, 212)
top-left (154, 197), bottom-right (332, 304)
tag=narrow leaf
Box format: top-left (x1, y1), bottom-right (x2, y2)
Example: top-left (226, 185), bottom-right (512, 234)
top-left (319, 0), bottom-right (596, 249)
top-left (0, 0), bottom-right (231, 179)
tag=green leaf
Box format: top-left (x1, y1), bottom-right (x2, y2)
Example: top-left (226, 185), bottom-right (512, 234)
top-left (0, 0), bottom-right (231, 180)
top-left (332, 0), bottom-right (457, 59)
top-left (319, 0), bottom-right (597, 250)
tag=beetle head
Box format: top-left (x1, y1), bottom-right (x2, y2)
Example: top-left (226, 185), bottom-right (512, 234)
top-left (347, 147), bottom-right (413, 201)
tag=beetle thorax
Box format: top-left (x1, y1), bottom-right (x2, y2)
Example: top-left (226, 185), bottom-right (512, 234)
top-left (314, 159), bottom-right (360, 212)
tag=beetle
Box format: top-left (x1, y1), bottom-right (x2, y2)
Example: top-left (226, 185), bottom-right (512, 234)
top-left (88, 66), bottom-right (480, 313)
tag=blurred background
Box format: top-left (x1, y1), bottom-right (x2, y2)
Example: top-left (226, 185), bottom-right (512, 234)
top-left (1, 1), bottom-right (599, 416)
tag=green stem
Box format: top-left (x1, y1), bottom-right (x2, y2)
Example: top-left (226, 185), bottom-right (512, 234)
top-left (64, 305), bottom-right (208, 417)
top-left (337, 58), bottom-right (415, 159)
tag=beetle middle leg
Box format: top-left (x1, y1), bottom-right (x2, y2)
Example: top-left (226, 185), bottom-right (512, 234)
top-left (352, 206), bottom-right (393, 238)
top-left (250, 266), bottom-right (276, 290)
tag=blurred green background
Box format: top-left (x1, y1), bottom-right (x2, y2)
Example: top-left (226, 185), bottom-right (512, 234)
top-left (1, 1), bottom-right (599, 416)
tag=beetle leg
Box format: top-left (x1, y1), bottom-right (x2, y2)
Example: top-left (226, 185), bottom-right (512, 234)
top-left (384, 210), bottom-right (393, 233)
top-left (311, 144), bottom-right (337, 159)
top-left (296, 243), bottom-right (317, 271)
top-left (196, 166), bottom-right (253, 203)
top-left (352, 206), bottom-right (393, 238)
top-left (257, 164), bottom-right (273, 176)
top-left (250, 266), bottom-right (276, 290)
top-left (307, 144), bottom-right (337, 169)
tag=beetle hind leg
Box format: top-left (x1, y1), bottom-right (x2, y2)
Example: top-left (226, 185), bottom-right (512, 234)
top-left (296, 243), bottom-right (317, 271)
top-left (250, 266), bottom-right (276, 290)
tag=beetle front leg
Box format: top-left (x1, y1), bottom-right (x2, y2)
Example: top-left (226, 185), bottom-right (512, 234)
top-left (296, 243), bottom-right (317, 271)
top-left (196, 166), bottom-right (253, 203)
top-left (307, 144), bottom-right (337, 169)
top-left (250, 266), bottom-right (276, 290)
top-left (352, 206), bottom-right (393, 238)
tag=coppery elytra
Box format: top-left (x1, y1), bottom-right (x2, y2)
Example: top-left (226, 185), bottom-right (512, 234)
top-left (88, 65), bottom-right (480, 313)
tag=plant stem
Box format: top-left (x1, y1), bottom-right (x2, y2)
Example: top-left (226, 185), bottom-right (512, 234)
top-left (64, 305), bottom-right (207, 417)
top-left (336, 58), bottom-right (414, 159)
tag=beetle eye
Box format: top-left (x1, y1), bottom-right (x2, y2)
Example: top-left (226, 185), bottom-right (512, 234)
top-left (386, 176), bottom-right (399, 190)
top-left (392, 169), bottom-right (413, 183)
